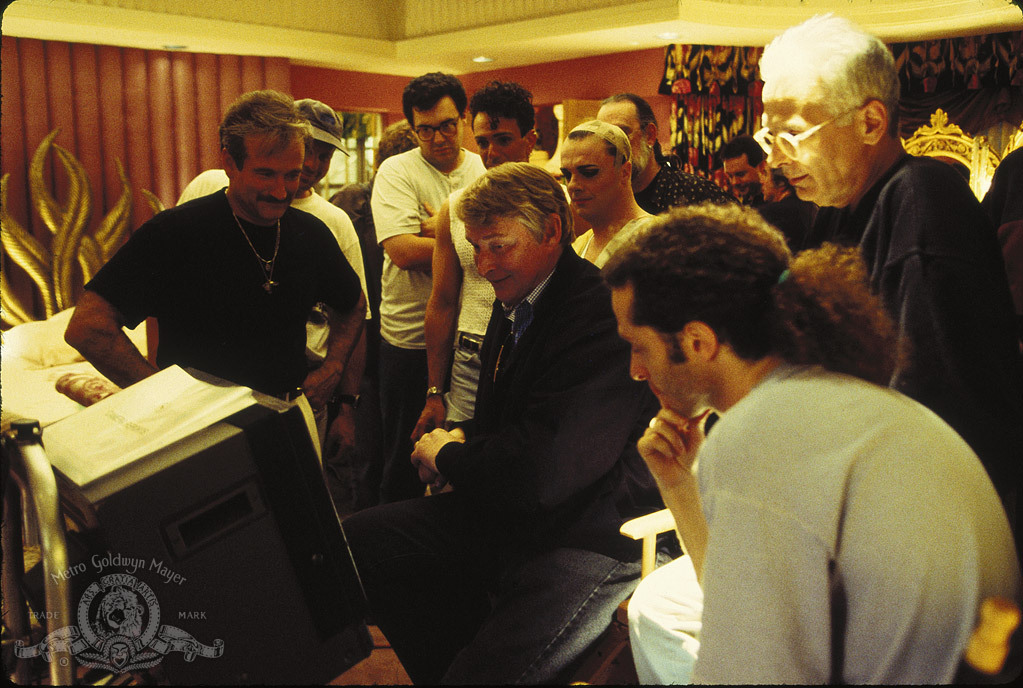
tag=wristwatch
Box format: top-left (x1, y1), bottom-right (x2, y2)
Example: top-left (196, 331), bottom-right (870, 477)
top-left (426, 386), bottom-right (444, 398)
top-left (328, 392), bottom-right (360, 412)
top-left (337, 394), bottom-right (360, 408)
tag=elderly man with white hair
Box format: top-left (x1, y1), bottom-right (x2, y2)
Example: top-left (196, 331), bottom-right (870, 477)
top-left (623, 13), bottom-right (1023, 684)
top-left (758, 13), bottom-right (1023, 530)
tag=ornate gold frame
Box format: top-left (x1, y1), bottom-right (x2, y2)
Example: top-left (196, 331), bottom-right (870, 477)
top-left (901, 109), bottom-right (1001, 201)
top-left (1002, 123), bottom-right (1023, 159)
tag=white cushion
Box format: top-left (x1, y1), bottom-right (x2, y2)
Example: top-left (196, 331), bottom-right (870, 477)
top-left (2, 307), bottom-right (147, 368)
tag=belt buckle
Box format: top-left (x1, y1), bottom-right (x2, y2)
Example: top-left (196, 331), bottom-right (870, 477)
top-left (458, 333), bottom-right (482, 353)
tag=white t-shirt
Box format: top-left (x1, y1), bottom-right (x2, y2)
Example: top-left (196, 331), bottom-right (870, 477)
top-left (448, 187), bottom-right (494, 337)
top-left (177, 169), bottom-right (370, 361)
top-left (371, 149), bottom-right (485, 349)
top-left (693, 364), bottom-right (1020, 684)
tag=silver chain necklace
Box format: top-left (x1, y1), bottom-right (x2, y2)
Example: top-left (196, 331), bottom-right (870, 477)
top-left (232, 212), bottom-right (281, 294)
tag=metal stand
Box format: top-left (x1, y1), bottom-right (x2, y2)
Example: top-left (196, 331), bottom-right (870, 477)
top-left (2, 420), bottom-right (75, 685)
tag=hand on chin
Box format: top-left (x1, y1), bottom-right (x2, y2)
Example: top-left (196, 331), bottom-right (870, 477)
top-left (652, 390), bottom-right (707, 427)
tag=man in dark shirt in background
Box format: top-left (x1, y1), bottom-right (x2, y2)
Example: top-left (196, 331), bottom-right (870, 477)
top-left (597, 93), bottom-right (734, 214)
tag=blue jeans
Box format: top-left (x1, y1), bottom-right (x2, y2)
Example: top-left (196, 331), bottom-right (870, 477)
top-left (342, 492), bottom-right (642, 684)
top-left (444, 347), bottom-right (482, 423)
top-left (377, 341), bottom-right (428, 503)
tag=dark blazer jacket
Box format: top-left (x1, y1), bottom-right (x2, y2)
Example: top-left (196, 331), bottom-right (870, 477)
top-left (435, 248), bottom-right (661, 561)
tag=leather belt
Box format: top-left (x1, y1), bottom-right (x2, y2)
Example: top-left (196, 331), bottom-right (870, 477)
top-left (457, 332), bottom-right (484, 353)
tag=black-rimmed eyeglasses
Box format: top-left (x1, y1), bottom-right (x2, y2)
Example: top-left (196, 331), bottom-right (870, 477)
top-left (414, 119), bottom-right (459, 140)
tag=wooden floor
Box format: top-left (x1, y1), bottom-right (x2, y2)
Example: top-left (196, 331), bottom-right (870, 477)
top-left (330, 625), bottom-right (412, 685)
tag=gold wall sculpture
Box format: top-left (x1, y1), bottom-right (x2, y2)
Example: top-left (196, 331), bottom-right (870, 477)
top-left (1, 130), bottom-right (133, 328)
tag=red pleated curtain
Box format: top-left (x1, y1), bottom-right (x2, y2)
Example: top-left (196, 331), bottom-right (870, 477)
top-left (1, 36), bottom-right (290, 321)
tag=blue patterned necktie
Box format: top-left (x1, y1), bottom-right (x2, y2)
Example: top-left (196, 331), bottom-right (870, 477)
top-left (511, 300), bottom-right (533, 345)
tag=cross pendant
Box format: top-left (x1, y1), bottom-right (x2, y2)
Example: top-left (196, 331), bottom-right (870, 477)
top-left (263, 280), bottom-right (278, 294)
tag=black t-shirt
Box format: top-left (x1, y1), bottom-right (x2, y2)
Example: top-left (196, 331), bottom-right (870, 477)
top-left (87, 190), bottom-right (361, 395)
top-left (812, 155), bottom-right (1023, 496)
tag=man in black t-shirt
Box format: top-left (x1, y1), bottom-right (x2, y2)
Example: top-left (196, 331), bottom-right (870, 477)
top-left (66, 90), bottom-right (365, 403)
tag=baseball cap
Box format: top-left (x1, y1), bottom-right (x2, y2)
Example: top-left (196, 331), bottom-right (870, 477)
top-left (295, 99), bottom-right (350, 156)
top-left (570, 120), bottom-right (631, 165)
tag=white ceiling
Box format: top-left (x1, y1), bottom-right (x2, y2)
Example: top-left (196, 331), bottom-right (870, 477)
top-left (3, 0), bottom-right (1021, 76)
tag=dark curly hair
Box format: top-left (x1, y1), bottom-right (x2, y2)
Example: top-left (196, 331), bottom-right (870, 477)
top-left (469, 81), bottom-right (535, 137)
top-left (603, 203), bottom-right (900, 386)
top-left (402, 72), bottom-right (467, 124)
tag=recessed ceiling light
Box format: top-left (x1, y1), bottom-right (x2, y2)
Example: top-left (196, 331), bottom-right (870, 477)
top-left (472, 55), bottom-right (494, 63)
top-left (656, 32), bottom-right (680, 41)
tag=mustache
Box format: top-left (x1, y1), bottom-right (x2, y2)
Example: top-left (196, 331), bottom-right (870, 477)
top-left (256, 195), bottom-right (290, 204)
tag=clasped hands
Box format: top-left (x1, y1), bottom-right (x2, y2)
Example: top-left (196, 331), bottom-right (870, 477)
top-left (411, 426), bottom-right (465, 490)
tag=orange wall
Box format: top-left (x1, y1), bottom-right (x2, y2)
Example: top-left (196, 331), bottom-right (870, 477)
top-left (460, 48), bottom-right (672, 132)
top-left (290, 65), bottom-right (408, 124)
top-left (290, 47), bottom-right (674, 147)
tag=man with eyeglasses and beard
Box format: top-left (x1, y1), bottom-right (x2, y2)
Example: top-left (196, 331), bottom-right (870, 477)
top-left (758, 14), bottom-right (1023, 539)
top-left (371, 72), bottom-right (486, 503)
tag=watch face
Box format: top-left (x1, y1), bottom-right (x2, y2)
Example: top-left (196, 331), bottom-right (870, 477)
top-left (332, 393), bottom-right (360, 409)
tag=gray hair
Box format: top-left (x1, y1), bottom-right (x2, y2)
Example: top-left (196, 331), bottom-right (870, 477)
top-left (760, 14), bottom-right (900, 135)
top-left (456, 162), bottom-right (573, 248)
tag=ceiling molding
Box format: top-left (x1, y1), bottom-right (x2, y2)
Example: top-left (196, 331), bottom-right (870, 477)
top-left (2, 0), bottom-right (1021, 77)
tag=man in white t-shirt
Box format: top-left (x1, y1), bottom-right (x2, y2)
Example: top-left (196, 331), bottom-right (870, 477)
top-left (603, 204), bottom-right (1020, 684)
top-left (411, 80), bottom-right (537, 443)
top-left (177, 98), bottom-right (368, 460)
top-left (370, 72), bottom-right (485, 502)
